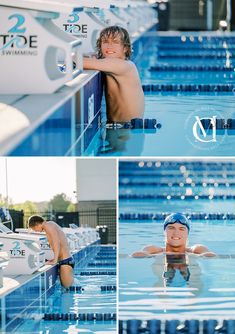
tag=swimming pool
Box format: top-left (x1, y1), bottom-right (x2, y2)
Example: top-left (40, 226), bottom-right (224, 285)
top-left (4, 31), bottom-right (235, 156)
top-left (85, 32), bottom-right (235, 157)
top-left (1, 245), bottom-right (117, 333)
top-left (119, 160), bottom-right (235, 331)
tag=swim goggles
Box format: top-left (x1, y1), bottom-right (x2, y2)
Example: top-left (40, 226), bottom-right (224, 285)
top-left (163, 213), bottom-right (190, 231)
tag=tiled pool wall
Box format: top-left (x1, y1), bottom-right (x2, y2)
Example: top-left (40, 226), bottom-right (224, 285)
top-left (10, 73), bottom-right (103, 156)
top-left (0, 240), bottom-right (100, 333)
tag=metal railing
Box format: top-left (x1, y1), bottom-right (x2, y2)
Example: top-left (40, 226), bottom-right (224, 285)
top-left (18, 208), bottom-right (116, 244)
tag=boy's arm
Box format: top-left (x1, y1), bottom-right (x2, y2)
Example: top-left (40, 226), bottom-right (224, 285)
top-left (83, 57), bottom-right (131, 75)
top-left (191, 244), bottom-right (216, 257)
top-left (45, 226), bottom-right (60, 264)
top-left (131, 245), bottom-right (163, 258)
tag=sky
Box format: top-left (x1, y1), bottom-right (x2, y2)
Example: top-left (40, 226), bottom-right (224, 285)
top-left (0, 158), bottom-right (77, 203)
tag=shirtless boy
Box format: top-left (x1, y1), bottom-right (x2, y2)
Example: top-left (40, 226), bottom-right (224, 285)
top-left (83, 26), bottom-right (144, 122)
top-left (28, 215), bottom-right (74, 288)
top-left (132, 213), bottom-right (216, 257)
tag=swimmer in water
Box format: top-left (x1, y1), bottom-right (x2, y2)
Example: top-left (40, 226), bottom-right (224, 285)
top-left (132, 213), bottom-right (216, 258)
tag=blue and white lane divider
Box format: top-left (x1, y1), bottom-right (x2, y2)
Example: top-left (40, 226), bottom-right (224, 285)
top-left (79, 271), bottom-right (116, 276)
top-left (201, 119), bottom-right (235, 129)
top-left (157, 52), bottom-right (235, 58)
top-left (142, 84), bottom-right (235, 92)
top-left (119, 194), bottom-right (235, 200)
top-left (68, 285), bottom-right (116, 292)
top-left (150, 65), bottom-right (234, 71)
top-left (43, 312), bottom-right (116, 321)
top-left (106, 119), bottom-right (161, 130)
top-left (119, 319), bottom-right (235, 333)
top-left (119, 213), bottom-right (235, 221)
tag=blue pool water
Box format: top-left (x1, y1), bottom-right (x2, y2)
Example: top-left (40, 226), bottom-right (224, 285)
top-left (120, 222), bottom-right (235, 320)
top-left (84, 33), bottom-right (235, 157)
top-left (5, 245), bottom-right (116, 333)
top-left (119, 160), bottom-right (235, 321)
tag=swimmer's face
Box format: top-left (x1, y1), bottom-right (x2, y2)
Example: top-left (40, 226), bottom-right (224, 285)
top-left (101, 35), bottom-right (126, 59)
top-left (31, 224), bottom-right (43, 232)
top-left (165, 223), bottom-right (188, 248)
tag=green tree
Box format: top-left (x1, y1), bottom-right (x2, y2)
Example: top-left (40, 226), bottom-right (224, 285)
top-left (67, 202), bottom-right (77, 212)
top-left (11, 201), bottom-right (38, 213)
top-left (48, 193), bottom-right (71, 212)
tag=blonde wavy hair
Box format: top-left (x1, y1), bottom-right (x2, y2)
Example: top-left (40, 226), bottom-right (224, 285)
top-left (96, 26), bottom-right (132, 59)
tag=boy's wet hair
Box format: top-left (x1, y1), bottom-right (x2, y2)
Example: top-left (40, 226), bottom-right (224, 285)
top-left (96, 26), bottom-right (132, 59)
top-left (28, 215), bottom-right (44, 227)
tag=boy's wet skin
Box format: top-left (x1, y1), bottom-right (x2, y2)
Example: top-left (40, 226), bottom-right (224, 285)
top-left (83, 26), bottom-right (144, 122)
top-left (28, 215), bottom-right (74, 288)
top-left (132, 213), bottom-right (216, 258)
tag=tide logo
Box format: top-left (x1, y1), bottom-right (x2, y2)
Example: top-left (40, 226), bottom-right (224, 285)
top-left (0, 14), bottom-right (38, 51)
top-left (63, 12), bottom-right (88, 35)
top-left (10, 241), bottom-right (26, 257)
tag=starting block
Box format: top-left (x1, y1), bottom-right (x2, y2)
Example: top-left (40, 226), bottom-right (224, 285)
top-left (15, 228), bottom-right (54, 261)
top-left (0, 0), bottom-right (83, 94)
top-left (0, 233), bottom-right (45, 275)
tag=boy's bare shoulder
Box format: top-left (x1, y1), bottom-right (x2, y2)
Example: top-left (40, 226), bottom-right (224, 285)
top-left (190, 244), bottom-right (209, 253)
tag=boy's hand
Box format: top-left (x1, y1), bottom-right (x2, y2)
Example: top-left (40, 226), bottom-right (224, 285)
top-left (46, 259), bottom-right (57, 265)
top-left (83, 52), bottom-right (97, 58)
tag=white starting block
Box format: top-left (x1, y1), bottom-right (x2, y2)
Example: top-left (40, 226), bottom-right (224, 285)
top-left (109, 4), bottom-right (134, 35)
top-left (102, 7), bottom-right (129, 29)
top-left (15, 228), bottom-right (54, 261)
top-left (62, 228), bottom-right (80, 252)
top-left (68, 225), bottom-right (100, 245)
top-left (53, 0), bottom-right (151, 54)
top-left (54, 5), bottom-right (107, 54)
top-left (0, 250), bottom-right (9, 287)
top-left (0, 233), bottom-right (45, 275)
top-left (0, 0), bottom-right (83, 94)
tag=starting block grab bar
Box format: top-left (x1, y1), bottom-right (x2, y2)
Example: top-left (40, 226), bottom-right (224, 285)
top-left (0, 3), bottom-right (82, 94)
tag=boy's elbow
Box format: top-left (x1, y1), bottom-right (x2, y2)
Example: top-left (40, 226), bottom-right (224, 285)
top-left (131, 251), bottom-right (148, 258)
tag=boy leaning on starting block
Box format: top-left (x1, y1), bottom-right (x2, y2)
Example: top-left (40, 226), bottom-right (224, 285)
top-left (83, 25), bottom-right (144, 122)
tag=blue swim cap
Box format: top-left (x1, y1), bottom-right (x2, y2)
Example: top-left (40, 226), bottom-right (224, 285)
top-left (163, 213), bottom-right (190, 232)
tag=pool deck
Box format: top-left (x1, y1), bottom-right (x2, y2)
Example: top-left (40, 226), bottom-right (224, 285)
top-left (0, 263), bottom-right (55, 298)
